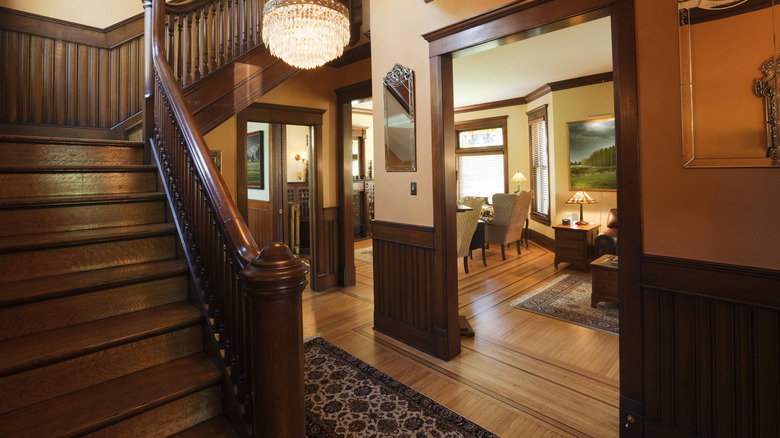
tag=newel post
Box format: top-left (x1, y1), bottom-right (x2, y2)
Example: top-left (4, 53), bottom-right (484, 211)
top-left (240, 243), bottom-right (309, 437)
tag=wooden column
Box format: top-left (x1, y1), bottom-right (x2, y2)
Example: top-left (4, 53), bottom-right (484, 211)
top-left (240, 242), bottom-right (309, 438)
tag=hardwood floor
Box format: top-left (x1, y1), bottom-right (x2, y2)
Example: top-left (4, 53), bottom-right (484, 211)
top-left (301, 238), bottom-right (619, 437)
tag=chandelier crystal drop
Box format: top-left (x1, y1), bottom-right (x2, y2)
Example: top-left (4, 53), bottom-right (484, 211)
top-left (262, 0), bottom-right (350, 69)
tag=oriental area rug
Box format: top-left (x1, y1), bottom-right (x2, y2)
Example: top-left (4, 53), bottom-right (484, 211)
top-left (509, 275), bottom-right (619, 334)
top-left (353, 246), bottom-right (373, 265)
top-left (304, 337), bottom-right (498, 437)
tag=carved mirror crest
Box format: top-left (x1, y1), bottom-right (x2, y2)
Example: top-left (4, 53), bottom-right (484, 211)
top-left (383, 63), bottom-right (416, 171)
top-left (678, 0), bottom-right (780, 167)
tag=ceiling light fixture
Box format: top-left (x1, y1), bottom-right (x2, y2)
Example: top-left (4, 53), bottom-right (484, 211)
top-left (262, 0), bottom-right (350, 69)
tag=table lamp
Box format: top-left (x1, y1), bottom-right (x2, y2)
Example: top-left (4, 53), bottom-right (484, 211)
top-left (566, 191), bottom-right (597, 225)
top-left (511, 171), bottom-right (527, 192)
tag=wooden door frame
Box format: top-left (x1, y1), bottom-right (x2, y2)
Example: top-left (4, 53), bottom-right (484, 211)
top-left (237, 102), bottom-right (328, 291)
top-left (423, 0), bottom-right (642, 434)
top-left (335, 80), bottom-right (372, 287)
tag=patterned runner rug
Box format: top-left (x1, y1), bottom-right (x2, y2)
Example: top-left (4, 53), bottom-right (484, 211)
top-left (354, 246), bottom-right (373, 264)
top-left (304, 337), bottom-right (498, 437)
top-left (508, 274), bottom-right (619, 334)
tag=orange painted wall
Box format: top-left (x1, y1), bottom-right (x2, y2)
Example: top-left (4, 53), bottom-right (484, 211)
top-left (637, 0), bottom-right (780, 270)
top-left (687, 8), bottom-right (772, 158)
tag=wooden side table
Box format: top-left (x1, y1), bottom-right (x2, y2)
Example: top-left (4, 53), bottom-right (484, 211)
top-left (590, 254), bottom-right (619, 307)
top-left (552, 223), bottom-right (600, 272)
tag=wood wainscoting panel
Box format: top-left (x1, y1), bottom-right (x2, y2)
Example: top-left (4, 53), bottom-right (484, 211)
top-left (247, 199), bottom-right (273, 249)
top-left (0, 8), bottom-right (145, 138)
top-left (310, 207), bottom-right (339, 291)
top-left (371, 221), bottom-right (439, 357)
top-left (640, 255), bottom-right (780, 437)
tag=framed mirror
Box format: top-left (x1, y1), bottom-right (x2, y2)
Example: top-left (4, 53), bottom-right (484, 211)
top-left (383, 63), bottom-right (416, 171)
top-left (678, 0), bottom-right (780, 167)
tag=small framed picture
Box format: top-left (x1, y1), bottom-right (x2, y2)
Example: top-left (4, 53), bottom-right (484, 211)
top-left (211, 150), bottom-right (222, 173)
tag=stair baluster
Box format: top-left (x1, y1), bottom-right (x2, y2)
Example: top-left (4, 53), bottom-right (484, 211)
top-left (146, 0), bottom-right (308, 435)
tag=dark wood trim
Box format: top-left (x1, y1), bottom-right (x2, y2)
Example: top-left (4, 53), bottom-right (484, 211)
top-left (238, 103), bottom-right (326, 126)
top-left (0, 7), bottom-right (145, 48)
top-left (429, 53), bottom-right (461, 361)
top-left (187, 50), bottom-right (298, 135)
top-left (526, 84), bottom-right (552, 103)
top-left (0, 122), bottom-right (127, 140)
top-left (527, 229), bottom-right (555, 252)
top-left (236, 118), bottom-right (249, 221)
top-left (610, 0), bottom-right (643, 432)
top-left (371, 220), bottom-right (435, 249)
top-left (688, 0), bottom-right (770, 24)
top-left (454, 97), bottom-right (526, 114)
top-left (549, 71), bottom-right (613, 91)
top-left (423, 0), bottom-right (613, 57)
top-left (640, 255), bottom-right (780, 310)
top-left (326, 42), bottom-right (371, 68)
top-left (336, 80), bottom-right (372, 288)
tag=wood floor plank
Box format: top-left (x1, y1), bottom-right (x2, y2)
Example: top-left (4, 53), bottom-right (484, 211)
top-left (307, 239), bottom-right (621, 437)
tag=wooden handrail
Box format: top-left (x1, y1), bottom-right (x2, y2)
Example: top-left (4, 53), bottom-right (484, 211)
top-left (145, 0), bottom-right (308, 435)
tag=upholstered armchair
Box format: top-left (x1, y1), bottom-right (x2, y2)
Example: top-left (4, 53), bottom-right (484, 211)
top-left (485, 192), bottom-right (532, 260)
top-left (595, 208), bottom-right (618, 255)
top-left (456, 197), bottom-right (483, 273)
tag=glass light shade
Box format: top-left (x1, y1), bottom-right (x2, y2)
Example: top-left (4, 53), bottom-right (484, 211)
top-left (566, 191), bottom-right (597, 204)
top-left (511, 171), bottom-right (527, 182)
top-left (262, 0), bottom-right (350, 69)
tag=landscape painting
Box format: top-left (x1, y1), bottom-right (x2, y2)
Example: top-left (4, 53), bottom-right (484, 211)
top-left (247, 131), bottom-right (264, 189)
top-left (567, 118), bottom-right (616, 191)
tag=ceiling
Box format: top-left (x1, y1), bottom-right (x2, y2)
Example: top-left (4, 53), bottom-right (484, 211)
top-left (452, 15), bottom-right (613, 107)
top-left (352, 14), bottom-right (613, 111)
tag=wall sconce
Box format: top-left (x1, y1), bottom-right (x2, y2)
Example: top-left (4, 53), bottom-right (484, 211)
top-left (295, 151), bottom-right (308, 182)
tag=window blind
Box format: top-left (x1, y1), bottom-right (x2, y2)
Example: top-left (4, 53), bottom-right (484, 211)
top-left (529, 114), bottom-right (550, 219)
top-left (457, 153), bottom-right (505, 203)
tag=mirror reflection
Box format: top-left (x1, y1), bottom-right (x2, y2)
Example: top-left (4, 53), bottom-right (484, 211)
top-left (678, 0), bottom-right (779, 167)
top-left (383, 63), bottom-right (416, 171)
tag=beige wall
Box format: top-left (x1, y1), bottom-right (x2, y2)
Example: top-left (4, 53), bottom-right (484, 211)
top-left (287, 125), bottom-right (310, 183)
top-left (551, 82), bottom-right (616, 237)
top-left (352, 111), bottom-right (375, 178)
top-left (637, 0), bottom-right (780, 270)
top-left (0, 0), bottom-right (142, 28)
top-left (204, 116), bottom-right (238, 201)
top-left (370, 0), bottom-right (516, 227)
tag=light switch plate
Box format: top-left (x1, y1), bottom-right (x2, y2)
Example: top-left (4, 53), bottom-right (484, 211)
top-left (410, 182), bottom-right (417, 195)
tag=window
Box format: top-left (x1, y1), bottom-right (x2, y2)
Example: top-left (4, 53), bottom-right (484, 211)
top-left (527, 105), bottom-right (550, 225)
top-left (455, 116), bottom-right (508, 203)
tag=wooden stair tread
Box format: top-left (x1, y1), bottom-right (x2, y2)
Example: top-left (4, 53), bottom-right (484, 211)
top-left (0, 353), bottom-right (221, 437)
top-left (0, 222), bottom-right (176, 254)
top-left (0, 164), bottom-right (156, 173)
top-left (0, 259), bottom-right (188, 308)
top-left (0, 192), bottom-right (165, 209)
top-left (171, 416), bottom-right (240, 438)
top-left (0, 302), bottom-right (201, 377)
top-left (0, 134), bottom-right (144, 148)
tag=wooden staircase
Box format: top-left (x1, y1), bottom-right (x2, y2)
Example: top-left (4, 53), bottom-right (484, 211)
top-left (0, 135), bottom-right (239, 437)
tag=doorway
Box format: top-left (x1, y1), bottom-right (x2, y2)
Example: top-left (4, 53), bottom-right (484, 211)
top-left (424, 0), bottom-right (641, 431)
top-left (236, 103), bottom-right (331, 291)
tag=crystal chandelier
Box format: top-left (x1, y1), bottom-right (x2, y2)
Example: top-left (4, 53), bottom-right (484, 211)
top-left (262, 0), bottom-right (350, 69)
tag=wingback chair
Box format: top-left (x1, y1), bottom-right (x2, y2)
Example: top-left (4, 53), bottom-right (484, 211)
top-left (456, 197), bottom-right (483, 273)
top-left (485, 192), bottom-right (532, 260)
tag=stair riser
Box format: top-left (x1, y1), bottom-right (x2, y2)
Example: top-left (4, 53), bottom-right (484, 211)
top-left (0, 325), bottom-right (203, 415)
top-left (0, 142), bottom-right (143, 167)
top-left (0, 171), bottom-right (157, 198)
top-left (85, 385), bottom-right (223, 437)
top-left (0, 201), bottom-right (167, 237)
top-left (0, 276), bottom-right (188, 341)
top-left (0, 235), bottom-right (176, 282)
